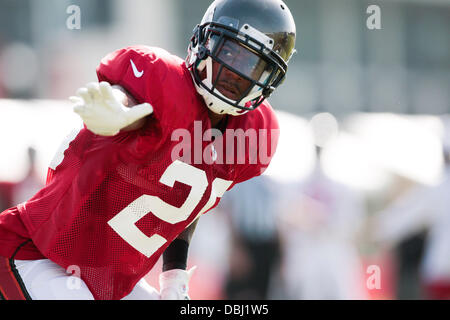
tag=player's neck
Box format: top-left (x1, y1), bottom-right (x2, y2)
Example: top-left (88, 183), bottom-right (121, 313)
top-left (208, 109), bottom-right (228, 130)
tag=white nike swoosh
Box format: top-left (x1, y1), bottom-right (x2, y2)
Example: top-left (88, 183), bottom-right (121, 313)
top-left (130, 59), bottom-right (144, 78)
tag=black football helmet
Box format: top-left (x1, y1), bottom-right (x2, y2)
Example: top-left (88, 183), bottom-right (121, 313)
top-left (186, 0), bottom-right (296, 116)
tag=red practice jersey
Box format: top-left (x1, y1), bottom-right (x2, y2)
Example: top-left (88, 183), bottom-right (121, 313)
top-left (0, 46), bottom-right (279, 300)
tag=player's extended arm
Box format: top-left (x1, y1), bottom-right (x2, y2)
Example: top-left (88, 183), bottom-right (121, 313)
top-left (70, 81), bottom-right (153, 136)
top-left (159, 219), bottom-right (199, 300)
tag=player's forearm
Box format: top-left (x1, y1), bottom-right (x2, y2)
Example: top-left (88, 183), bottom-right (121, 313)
top-left (162, 219), bottom-right (199, 271)
top-left (159, 221), bottom-right (198, 300)
top-left (176, 218), bottom-right (199, 244)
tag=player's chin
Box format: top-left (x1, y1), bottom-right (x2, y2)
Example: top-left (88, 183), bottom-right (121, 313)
top-left (217, 86), bottom-right (241, 101)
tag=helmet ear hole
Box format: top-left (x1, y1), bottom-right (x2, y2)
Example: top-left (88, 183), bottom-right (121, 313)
top-left (197, 47), bottom-right (208, 60)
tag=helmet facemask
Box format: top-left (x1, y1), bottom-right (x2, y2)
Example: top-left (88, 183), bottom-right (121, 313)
top-left (187, 20), bottom-right (288, 116)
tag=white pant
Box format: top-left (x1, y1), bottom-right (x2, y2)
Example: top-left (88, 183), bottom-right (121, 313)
top-left (14, 259), bottom-right (160, 300)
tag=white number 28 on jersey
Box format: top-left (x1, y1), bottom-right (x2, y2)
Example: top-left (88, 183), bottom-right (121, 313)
top-left (107, 160), bottom-right (233, 258)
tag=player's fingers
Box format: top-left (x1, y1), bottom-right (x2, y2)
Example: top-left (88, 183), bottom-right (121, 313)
top-left (86, 82), bottom-right (101, 102)
top-left (125, 103), bottom-right (154, 124)
top-left (72, 94), bottom-right (87, 115)
top-left (76, 87), bottom-right (92, 105)
top-left (73, 103), bottom-right (86, 115)
top-left (99, 81), bottom-right (115, 101)
top-left (99, 81), bottom-right (121, 111)
top-left (69, 96), bottom-right (83, 104)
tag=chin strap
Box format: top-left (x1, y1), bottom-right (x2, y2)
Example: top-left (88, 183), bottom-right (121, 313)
top-left (159, 266), bottom-right (197, 300)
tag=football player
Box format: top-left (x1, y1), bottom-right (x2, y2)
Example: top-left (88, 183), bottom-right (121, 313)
top-left (0, 0), bottom-right (296, 300)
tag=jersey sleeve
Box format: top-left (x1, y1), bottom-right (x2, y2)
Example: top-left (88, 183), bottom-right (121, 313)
top-left (231, 103), bottom-right (280, 186)
top-left (96, 46), bottom-right (169, 125)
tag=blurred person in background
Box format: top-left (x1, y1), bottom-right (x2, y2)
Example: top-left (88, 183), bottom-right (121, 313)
top-left (0, 147), bottom-right (43, 211)
top-left (277, 145), bottom-right (368, 300)
top-left (370, 118), bottom-right (450, 300)
top-left (11, 147), bottom-right (44, 205)
top-left (0, 182), bottom-right (14, 212)
top-left (219, 175), bottom-right (282, 300)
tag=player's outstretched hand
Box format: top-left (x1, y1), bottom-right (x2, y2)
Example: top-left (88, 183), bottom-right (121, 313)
top-left (159, 266), bottom-right (197, 300)
top-left (70, 81), bottom-right (153, 136)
